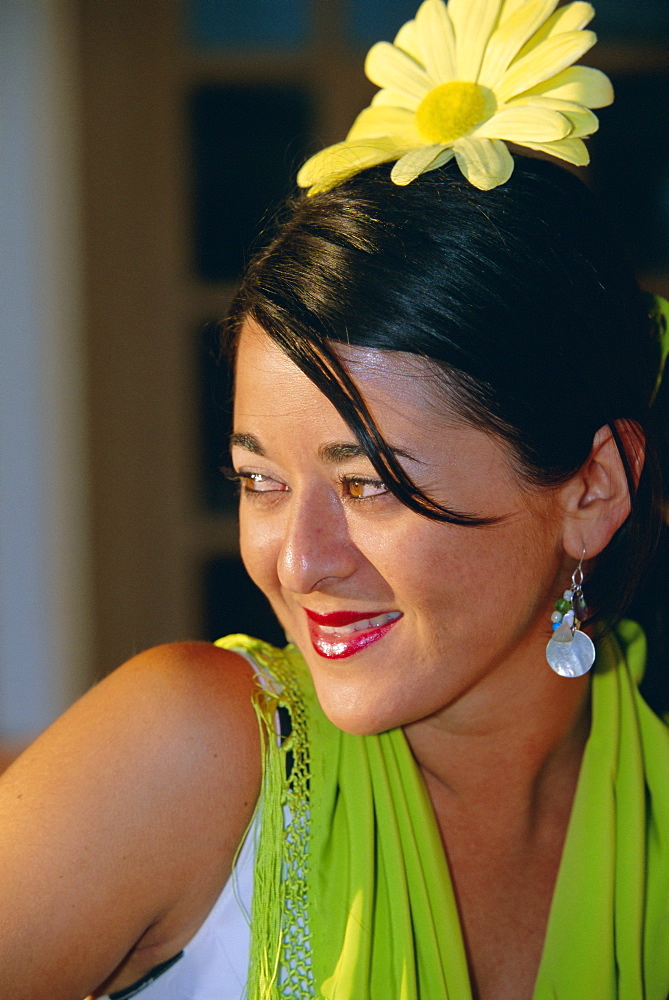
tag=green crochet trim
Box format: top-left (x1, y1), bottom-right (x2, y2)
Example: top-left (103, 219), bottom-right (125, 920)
top-left (646, 292), bottom-right (669, 404)
top-left (215, 636), bottom-right (314, 999)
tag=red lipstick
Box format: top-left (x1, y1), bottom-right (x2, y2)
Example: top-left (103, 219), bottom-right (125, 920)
top-left (305, 609), bottom-right (392, 626)
top-left (304, 608), bottom-right (402, 659)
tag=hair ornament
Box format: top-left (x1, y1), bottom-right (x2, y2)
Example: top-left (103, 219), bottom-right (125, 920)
top-left (647, 293), bottom-right (669, 404)
top-left (298, 0), bottom-right (613, 195)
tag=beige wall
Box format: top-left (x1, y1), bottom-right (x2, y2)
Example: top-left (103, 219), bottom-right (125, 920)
top-left (0, 0), bottom-right (90, 741)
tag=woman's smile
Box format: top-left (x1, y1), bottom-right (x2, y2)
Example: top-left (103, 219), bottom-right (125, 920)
top-left (232, 319), bottom-right (572, 735)
top-left (304, 608), bottom-right (403, 658)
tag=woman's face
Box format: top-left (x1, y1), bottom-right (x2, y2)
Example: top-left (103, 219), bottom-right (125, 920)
top-left (232, 320), bottom-right (572, 735)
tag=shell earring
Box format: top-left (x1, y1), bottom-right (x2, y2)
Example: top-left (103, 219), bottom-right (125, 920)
top-left (546, 552), bottom-right (596, 678)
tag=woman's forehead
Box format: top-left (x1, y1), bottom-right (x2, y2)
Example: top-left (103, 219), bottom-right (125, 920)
top-left (235, 318), bottom-right (460, 423)
top-left (233, 320), bottom-right (522, 489)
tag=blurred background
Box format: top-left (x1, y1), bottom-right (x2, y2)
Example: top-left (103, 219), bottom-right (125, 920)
top-left (1, 0), bottom-right (669, 755)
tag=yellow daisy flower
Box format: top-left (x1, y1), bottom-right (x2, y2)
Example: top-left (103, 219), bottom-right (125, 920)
top-left (297, 0), bottom-right (613, 193)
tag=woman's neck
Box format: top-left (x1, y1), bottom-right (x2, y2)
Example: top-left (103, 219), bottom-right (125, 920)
top-left (404, 660), bottom-right (592, 823)
top-left (404, 659), bottom-right (592, 1000)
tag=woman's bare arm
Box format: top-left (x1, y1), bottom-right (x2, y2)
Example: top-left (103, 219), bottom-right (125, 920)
top-left (0, 642), bottom-right (261, 1000)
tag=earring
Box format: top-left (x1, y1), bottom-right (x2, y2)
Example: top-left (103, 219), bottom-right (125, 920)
top-left (546, 552), bottom-right (596, 678)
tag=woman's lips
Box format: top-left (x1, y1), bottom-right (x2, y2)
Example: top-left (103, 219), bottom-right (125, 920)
top-left (304, 608), bottom-right (402, 658)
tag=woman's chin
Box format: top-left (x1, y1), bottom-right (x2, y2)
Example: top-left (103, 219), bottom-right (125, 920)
top-left (324, 710), bottom-right (394, 738)
top-left (310, 678), bottom-right (409, 736)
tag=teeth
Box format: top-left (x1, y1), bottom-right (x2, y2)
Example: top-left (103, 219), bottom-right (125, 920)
top-left (318, 611), bottom-right (401, 636)
top-left (318, 622), bottom-right (359, 636)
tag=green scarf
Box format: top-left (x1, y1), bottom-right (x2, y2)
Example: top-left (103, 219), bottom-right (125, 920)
top-left (216, 620), bottom-right (669, 999)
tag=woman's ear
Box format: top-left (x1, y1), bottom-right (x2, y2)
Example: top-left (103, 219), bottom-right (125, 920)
top-left (560, 420), bottom-right (645, 561)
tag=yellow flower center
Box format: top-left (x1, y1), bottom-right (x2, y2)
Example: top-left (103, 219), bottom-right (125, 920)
top-left (416, 81), bottom-right (496, 144)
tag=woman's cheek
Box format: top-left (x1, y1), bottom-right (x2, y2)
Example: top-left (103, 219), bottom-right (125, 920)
top-left (239, 511), bottom-right (281, 597)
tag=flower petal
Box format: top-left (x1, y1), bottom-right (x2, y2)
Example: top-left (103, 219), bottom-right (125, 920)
top-left (453, 136), bottom-right (514, 189)
top-left (474, 105), bottom-right (570, 141)
top-left (478, 0), bottom-right (559, 89)
top-left (365, 41), bottom-right (432, 102)
top-left (522, 65), bottom-right (613, 108)
top-left (508, 95), bottom-right (599, 136)
top-left (520, 136), bottom-right (590, 165)
top-left (347, 105), bottom-right (422, 145)
top-left (543, 0), bottom-right (594, 32)
top-left (429, 146), bottom-right (458, 172)
top-left (391, 144), bottom-right (453, 184)
top-left (394, 18), bottom-right (421, 60)
top-left (449, 0), bottom-right (504, 81)
top-left (499, 0), bottom-right (534, 23)
top-left (515, 1), bottom-right (595, 61)
top-left (297, 139), bottom-right (407, 192)
top-left (518, 0), bottom-right (595, 65)
top-left (495, 29), bottom-right (597, 102)
top-left (562, 106), bottom-right (598, 137)
top-left (509, 95), bottom-right (589, 112)
top-left (371, 88), bottom-right (421, 112)
top-left (415, 0), bottom-right (457, 83)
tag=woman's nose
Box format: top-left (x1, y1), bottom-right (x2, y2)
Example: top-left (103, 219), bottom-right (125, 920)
top-left (277, 487), bottom-right (359, 594)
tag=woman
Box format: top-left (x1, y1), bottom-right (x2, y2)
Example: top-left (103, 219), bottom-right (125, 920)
top-left (1, 2), bottom-right (668, 998)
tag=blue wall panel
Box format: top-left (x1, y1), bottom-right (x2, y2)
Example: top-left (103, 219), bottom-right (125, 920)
top-left (186, 0), bottom-right (308, 49)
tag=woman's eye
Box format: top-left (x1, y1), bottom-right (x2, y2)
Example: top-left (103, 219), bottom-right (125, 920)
top-left (341, 476), bottom-right (389, 500)
top-left (236, 471), bottom-right (288, 494)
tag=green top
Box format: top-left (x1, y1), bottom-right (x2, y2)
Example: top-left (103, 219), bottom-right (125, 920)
top-left (216, 620), bottom-right (669, 999)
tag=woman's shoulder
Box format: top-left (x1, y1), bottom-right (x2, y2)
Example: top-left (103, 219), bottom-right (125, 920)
top-left (1, 638), bottom-right (263, 823)
top-left (78, 639), bottom-right (263, 810)
top-left (0, 641), bottom-right (262, 1000)
top-left (116, 639), bottom-right (262, 740)
top-left (81, 639), bottom-right (264, 884)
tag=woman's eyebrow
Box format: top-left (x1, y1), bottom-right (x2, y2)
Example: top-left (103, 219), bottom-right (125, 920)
top-left (229, 432), bottom-right (265, 455)
top-left (318, 442), bottom-right (421, 465)
top-left (230, 433), bottom-right (421, 466)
